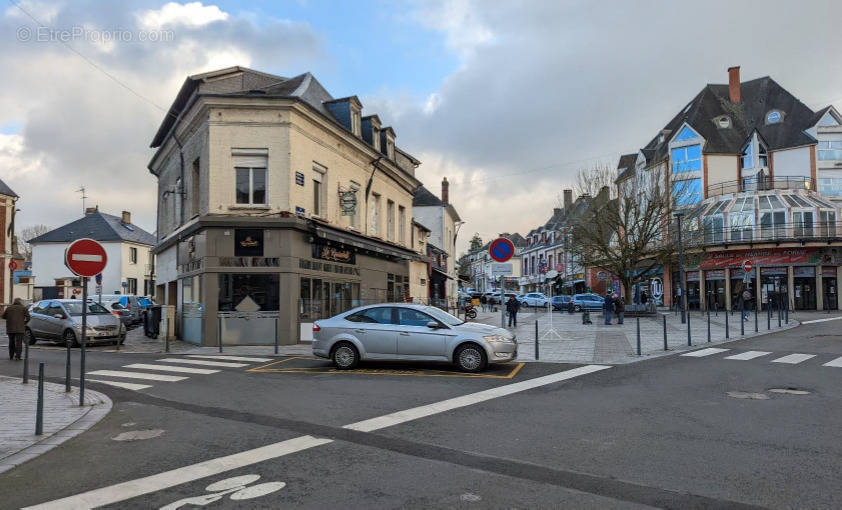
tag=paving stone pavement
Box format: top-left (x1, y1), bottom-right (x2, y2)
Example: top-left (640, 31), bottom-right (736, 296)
top-left (0, 374), bottom-right (111, 474)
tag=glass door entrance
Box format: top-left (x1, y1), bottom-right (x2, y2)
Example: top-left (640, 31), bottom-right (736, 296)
top-left (823, 277), bottom-right (838, 310)
top-left (793, 267), bottom-right (816, 310)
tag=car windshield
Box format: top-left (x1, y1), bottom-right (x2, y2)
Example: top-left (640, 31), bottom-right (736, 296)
top-left (65, 302), bottom-right (111, 315)
top-left (422, 306), bottom-right (464, 326)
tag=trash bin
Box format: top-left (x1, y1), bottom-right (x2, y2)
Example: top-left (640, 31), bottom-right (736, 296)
top-left (144, 305), bottom-right (162, 338)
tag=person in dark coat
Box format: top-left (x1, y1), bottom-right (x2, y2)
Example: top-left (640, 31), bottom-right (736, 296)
top-left (480, 294), bottom-right (488, 312)
top-left (615, 296), bottom-right (625, 325)
top-left (506, 295), bottom-right (520, 327)
top-left (640, 291), bottom-right (648, 305)
top-left (3, 298), bottom-right (30, 361)
top-left (603, 291), bottom-right (614, 325)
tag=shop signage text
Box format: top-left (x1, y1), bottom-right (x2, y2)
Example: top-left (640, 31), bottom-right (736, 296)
top-left (312, 243), bottom-right (356, 264)
top-left (700, 248), bottom-right (819, 269)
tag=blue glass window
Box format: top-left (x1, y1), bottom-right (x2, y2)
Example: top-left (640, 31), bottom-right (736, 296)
top-left (672, 144), bottom-right (701, 173)
top-left (766, 111), bottom-right (782, 124)
top-left (673, 179), bottom-right (702, 206)
top-left (819, 177), bottom-right (842, 197)
top-left (674, 126), bottom-right (699, 142)
top-left (741, 141), bottom-right (754, 169)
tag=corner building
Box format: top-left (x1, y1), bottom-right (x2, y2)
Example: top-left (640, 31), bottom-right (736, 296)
top-left (149, 67), bottom-right (424, 345)
top-left (617, 67), bottom-right (842, 311)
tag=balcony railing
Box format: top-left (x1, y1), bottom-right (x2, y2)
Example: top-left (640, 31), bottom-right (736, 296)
top-left (664, 220), bottom-right (842, 248)
top-left (706, 176), bottom-right (815, 197)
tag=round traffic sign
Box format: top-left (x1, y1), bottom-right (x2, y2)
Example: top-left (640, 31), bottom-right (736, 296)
top-left (742, 260), bottom-right (753, 273)
top-left (65, 238), bottom-right (108, 277)
top-left (8, 260), bottom-right (17, 271)
top-left (489, 237), bottom-right (515, 263)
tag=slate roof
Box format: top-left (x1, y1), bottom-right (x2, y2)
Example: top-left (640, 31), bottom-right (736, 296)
top-left (642, 76), bottom-right (825, 164)
top-left (0, 178), bottom-right (18, 198)
top-left (29, 212), bottom-right (156, 245)
top-left (615, 153), bottom-right (638, 183)
top-left (412, 185), bottom-right (443, 207)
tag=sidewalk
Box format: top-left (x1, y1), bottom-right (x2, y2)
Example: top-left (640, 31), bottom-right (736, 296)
top-left (478, 308), bottom-right (836, 364)
top-left (0, 374), bottom-right (111, 474)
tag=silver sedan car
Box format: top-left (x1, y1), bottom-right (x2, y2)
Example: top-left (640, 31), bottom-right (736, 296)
top-left (312, 304), bottom-right (517, 372)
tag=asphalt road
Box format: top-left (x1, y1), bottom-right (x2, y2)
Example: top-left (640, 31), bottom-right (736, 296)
top-left (1, 317), bottom-right (841, 509)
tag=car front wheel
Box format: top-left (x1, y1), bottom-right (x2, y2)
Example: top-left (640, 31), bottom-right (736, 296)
top-left (63, 329), bottom-right (79, 348)
top-left (25, 328), bottom-right (36, 345)
top-left (455, 343), bottom-right (487, 373)
top-left (331, 342), bottom-right (359, 370)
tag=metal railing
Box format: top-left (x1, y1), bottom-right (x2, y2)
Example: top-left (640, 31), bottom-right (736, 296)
top-left (665, 220), bottom-right (842, 247)
top-left (706, 176), bottom-right (815, 197)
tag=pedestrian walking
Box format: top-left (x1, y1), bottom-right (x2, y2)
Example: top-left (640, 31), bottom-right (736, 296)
top-left (506, 295), bottom-right (520, 327)
top-left (480, 294), bottom-right (488, 312)
top-left (640, 291), bottom-right (648, 305)
top-left (615, 296), bottom-right (625, 325)
top-left (742, 288), bottom-right (752, 321)
top-left (3, 298), bottom-right (30, 361)
top-left (603, 291), bottom-right (614, 325)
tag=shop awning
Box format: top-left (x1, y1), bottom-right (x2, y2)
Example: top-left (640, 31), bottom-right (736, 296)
top-left (431, 267), bottom-right (454, 279)
top-left (312, 223), bottom-right (422, 261)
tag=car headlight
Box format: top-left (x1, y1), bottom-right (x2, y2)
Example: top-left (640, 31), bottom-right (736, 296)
top-left (483, 335), bottom-right (514, 344)
top-left (73, 323), bottom-right (83, 330)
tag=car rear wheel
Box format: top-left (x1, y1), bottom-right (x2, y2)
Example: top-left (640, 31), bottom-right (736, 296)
top-left (331, 342), bottom-right (359, 370)
top-left (25, 328), bottom-right (36, 345)
top-left (63, 329), bottom-right (79, 348)
top-left (455, 343), bottom-right (487, 373)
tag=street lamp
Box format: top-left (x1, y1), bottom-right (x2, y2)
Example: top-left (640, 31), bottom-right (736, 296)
top-left (674, 211), bottom-right (687, 324)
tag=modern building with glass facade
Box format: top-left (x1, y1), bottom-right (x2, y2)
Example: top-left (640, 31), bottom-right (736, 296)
top-left (616, 67), bottom-right (842, 311)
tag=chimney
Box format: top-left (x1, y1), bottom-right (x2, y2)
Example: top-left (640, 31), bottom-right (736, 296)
top-left (121, 211), bottom-right (131, 224)
top-left (441, 177), bottom-right (449, 204)
top-left (563, 189), bottom-right (573, 210)
top-left (85, 206), bottom-right (97, 216)
top-left (728, 66), bottom-right (741, 103)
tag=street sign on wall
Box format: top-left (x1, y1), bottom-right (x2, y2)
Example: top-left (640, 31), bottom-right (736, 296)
top-left (489, 237), bottom-right (515, 263)
top-left (491, 263), bottom-right (513, 276)
top-left (65, 238), bottom-right (108, 277)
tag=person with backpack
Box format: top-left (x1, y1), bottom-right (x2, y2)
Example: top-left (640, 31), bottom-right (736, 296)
top-left (615, 296), bottom-right (625, 325)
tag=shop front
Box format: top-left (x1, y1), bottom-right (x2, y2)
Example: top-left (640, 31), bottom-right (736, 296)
top-left (760, 267), bottom-right (787, 311)
top-left (822, 266), bottom-right (838, 310)
top-left (704, 269), bottom-right (726, 311)
top-left (793, 266), bottom-right (816, 310)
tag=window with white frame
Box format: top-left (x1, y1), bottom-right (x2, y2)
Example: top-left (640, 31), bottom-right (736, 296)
top-left (758, 195), bottom-right (786, 238)
top-left (370, 193), bottom-right (381, 236)
top-left (312, 164), bottom-right (326, 217)
top-left (349, 181), bottom-right (361, 229)
top-left (386, 200), bottom-right (395, 241)
top-left (818, 141), bottom-right (842, 161)
top-left (729, 196), bottom-right (754, 242)
top-left (351, 109), bottom-right (361, 137)
top-left (234, 153), bottom-right (267, 205)
top-left (129, 247), bottom-right (138, 264)
top-left (398, 205), bottom-right (406, 245)
top-left (820, 210), bottom-right (836, 237)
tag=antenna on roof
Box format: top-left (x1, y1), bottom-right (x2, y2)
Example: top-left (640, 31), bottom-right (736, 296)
top-left (76, 186), bottom-right (87, 214)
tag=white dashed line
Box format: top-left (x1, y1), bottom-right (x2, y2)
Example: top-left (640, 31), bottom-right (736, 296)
top-left (680, 348), bottom-right (730, 358)
top-left (186, 355), bottom-right (274, 362)
top-left (800, 316), bottom-right (842, 325)
top-left (87, 370), bottom-right (187, 382)
top-left (770, 353), bottom-right (816, 364)
top-left (87, 379), bottom-right (152, 391)
top-left (123, 363), bottom-right (220, 375)
top-left (724, 351), bottom-right (772, 361)
top-left (821, 356), bottom-right (842, 367)
top-left (155, 358), bottom-right (249, 368)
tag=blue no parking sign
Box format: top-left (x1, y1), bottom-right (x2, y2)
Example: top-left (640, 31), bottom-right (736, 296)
top-left (489, 237), bottom-right (515, 263)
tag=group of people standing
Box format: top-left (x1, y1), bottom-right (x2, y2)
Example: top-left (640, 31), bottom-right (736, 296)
top-left (602, 291), bottom-right (625, 325)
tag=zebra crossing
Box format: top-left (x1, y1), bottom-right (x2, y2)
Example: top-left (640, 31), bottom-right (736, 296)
top-left (86, 355), bottom-right (274, 391)
top-left (681, 347), bottom-right (842, 367)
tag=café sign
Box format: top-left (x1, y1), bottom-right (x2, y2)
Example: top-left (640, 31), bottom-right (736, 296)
top-left (312, 243), bottom-right (356, 264)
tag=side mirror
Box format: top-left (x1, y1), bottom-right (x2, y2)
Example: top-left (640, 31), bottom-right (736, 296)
top-left (426, 321), bottom-right (440, 329)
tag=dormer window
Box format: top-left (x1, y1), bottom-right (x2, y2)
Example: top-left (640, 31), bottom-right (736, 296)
top-left (716, 116), bottom-right (731, 129)
top-left (372, 126), bottom-right (381, 151)
top-left (351, 109), bottom-right (361, 137)
top-left (766, 110), bottom-right (783, 124)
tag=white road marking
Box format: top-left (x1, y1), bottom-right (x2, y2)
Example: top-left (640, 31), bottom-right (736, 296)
top-left (28, 365), bottom-right (610, 509)
top-left (343, 364), bottom-right (612, 433)
top-left (822, 356), bottom-right (842, 367)
top-left (156, 358), bottom-right (249, 368)
top-left (23, 436), bottom-right (332, 510)
top-left (124, 363), bottom-right (219, 375)
top-left (71, 253), bottom-right (102, 262)
top-left (680, 348), bottom-right (730, 358)
top-left (186, 355), bottom-right (274, 363)
top-left (770, 353), bottom-right (816, 364)
top-left (800, 316), bottom-right (842, 325)
top-left (87, 379), bottom-right (152, 391)
top-left (87, 370), bottom-right (187, 382)
top-left (724, 351), bottom-right (772, 361)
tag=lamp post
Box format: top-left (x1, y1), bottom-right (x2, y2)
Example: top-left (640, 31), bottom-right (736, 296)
top-left (675, 212), bottom-right (687, 324)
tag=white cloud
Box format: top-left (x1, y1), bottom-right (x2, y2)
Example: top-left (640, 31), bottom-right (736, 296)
top-left (137, 1), bottom-right (228, 29)
top-left (410, 0), bottom-right (492, 60)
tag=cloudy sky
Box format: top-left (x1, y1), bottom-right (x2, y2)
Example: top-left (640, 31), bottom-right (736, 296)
top-left (3, 0), bottom-right (842, 255)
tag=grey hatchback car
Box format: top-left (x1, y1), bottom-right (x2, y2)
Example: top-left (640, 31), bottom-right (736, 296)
top-left (26, 299), bottom-right (126, 347)
top-left (312, 304), bottom-right (517, 372)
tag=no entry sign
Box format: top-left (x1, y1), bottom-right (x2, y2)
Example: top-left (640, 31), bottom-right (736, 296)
top-left (742, 260), bottom-right (753, 273)
top-left (489, 237), bottom-right (515, 263)
top-left (65, 238), bottom-right (108, 277)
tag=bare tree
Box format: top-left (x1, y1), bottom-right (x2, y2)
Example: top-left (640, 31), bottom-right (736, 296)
top-left (573, 162), bottom-right (618, 199)
top-left (17, 224), bottom-right (51, 260)
top-left (568, 166), bottom-right (680, 301)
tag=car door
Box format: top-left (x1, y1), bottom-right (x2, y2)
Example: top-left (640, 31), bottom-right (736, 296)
top-left (28, 301), bottom-right (50, 337)
top-left (395, 308), bottom-right (449, 360)
top-left (44, 302), bottom-right (67, 339)
top-left (347, 307), bottom-right (398, 359)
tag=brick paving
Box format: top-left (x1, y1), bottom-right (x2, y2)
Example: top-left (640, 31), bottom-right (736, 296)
top-left (0, 374), bottom-right (111, 474)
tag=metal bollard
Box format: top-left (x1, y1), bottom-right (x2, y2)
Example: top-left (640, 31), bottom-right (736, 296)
top-left (663, 315), bottom-right (668, 351)
top-left (707, 311), bottom-right (711, 342)
top-left (754, 304), bottom-right (758, 333)
top-left (218, 316), bottom-right (223, 353)
top-left (785, 303), bottom-right (789, 324)
top-left (65, 343), bottom-right (71, 393)
top-left (534, 320), bottom-right (539, 361)
top-left (778, 300), bottom-right (782, 328)
top-left (23, 340), bottom-right (29, 384)
top-left (166, 332), bottom-right (170, 353)
top-left (636, 317), bottom-right (641, 355)
top-left (687, 312), bottom-right (691, 346)
top-left (767, 304), bottom-right (771, 331)
top-left (36, 363), bottom-right (45, 435)
top-left (725, 310), bottom-right (730, 339)
top-left (741, 302), bottom-right (745, 336)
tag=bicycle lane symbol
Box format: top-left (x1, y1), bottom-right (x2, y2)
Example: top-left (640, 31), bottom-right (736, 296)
top-left (159, 474), bottom-right (285, 509)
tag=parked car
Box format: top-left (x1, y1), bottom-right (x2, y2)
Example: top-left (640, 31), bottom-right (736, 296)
top-left (25, 299), bottom-right (126, 347)
top-left (571, 293), bottom-right (605, 311)
top-left (550, 295), bottom-right (572, 310)
top-left (312, 304), bottom-right (517, 372)
top-left (98, 294), bottom-right (142, 325)
top-left (138, 297), bottom-right (157, 310)
top-left (519, 292), bottom-right (549, 307)
top-left (97, 298), bottom-right (134, 328)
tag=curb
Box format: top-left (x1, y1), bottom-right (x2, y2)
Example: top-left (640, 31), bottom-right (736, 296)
top-left (0, 377), bottom-right (112, 474)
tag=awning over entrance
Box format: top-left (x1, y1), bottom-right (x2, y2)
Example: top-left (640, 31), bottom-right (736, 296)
top-left (311, 223), bottom-right (421, 261)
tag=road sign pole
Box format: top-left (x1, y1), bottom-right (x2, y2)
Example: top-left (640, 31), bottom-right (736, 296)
top-left (80, 276), bottom-right (87, 407)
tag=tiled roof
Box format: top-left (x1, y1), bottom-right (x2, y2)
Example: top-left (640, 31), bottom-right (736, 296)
top-left (615, 153), bottom-right (638, 183)
top-left (29, 212), bottom-right (156, 245)
top-left (0, 178), bottom-right (18, 198)
top-left (412, 186), bottom-right (443, 207)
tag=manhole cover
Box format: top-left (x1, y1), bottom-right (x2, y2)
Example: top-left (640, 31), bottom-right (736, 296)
top-left (727, 391), bottom-right (769, 400)
top-left (460, 493), bottom-right (482, 502)
top-left (768, 388), bottom-right (811, 395)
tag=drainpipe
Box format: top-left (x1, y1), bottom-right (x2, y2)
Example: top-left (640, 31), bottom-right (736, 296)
top-left (364, 156), bottom-right (383, 232)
